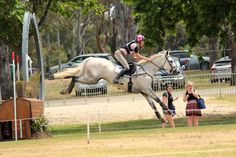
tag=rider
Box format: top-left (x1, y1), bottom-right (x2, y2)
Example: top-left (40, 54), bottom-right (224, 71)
top-left (113, 34), bottom-right (150, 84)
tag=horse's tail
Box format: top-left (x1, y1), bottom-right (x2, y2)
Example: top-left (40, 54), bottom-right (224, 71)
top-left (53, 58), bottom-right (90, 79)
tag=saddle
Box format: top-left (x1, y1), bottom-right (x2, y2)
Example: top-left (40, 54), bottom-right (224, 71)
top-left (116, 62), bottom-right (137, 76)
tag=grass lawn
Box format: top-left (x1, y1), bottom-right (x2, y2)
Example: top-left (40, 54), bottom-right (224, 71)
top-left (212, 94), bottom-right (236, 105)
top-left (50, 115), bottom-right (236, 136)
top-left (1, 117), bottom-right (236, 157)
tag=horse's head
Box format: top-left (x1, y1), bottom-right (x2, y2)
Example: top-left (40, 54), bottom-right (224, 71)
top-left (151, 50), bottom-right (179, 74)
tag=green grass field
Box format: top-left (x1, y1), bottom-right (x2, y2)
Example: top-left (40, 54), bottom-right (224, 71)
top-left (50, 115), bottom-right (236, 136)
top-left (1, 115), bottom-right (236, 157)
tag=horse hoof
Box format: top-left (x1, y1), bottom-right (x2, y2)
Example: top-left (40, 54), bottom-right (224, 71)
top-left (113, 79), bottom-right (123, 85)
top-left (48, 73), bottom-right (54, 80)
top-left (112, 79), bottom-right (119, 84)
top-left (59, 89), bottom-right (69, 95)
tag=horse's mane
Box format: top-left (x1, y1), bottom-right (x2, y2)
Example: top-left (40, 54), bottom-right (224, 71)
top-left (137, 50), bottom-right (167, 64)
top-left (150, 54), bottom-right (160, 60)
top-left (150, 50), bottom-right (167, 60)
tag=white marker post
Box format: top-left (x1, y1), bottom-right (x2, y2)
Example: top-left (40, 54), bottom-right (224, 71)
top-left (12, 52), bottom-right (18, 141)
top-left (16, 55), bottom-right (20, 81)
top-left (87, 112), bottom-right (90, 144)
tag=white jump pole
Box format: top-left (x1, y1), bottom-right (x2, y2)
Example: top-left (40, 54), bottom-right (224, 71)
top-left (12, 51), bottom-right (18, 141)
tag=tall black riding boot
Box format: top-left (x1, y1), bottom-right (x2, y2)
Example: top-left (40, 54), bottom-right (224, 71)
top-left (113, 68), bottom-right (129, 84)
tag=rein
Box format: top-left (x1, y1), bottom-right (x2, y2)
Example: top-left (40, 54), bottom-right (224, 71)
top-left (150, 59), bottom-right (169, 74)
top-left (141, 55), bottom-right (170, 75)
top-left (125, 53), bottom-right (176, 78)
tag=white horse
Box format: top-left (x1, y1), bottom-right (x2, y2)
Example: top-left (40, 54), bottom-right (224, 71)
top-left (53, 50), bottom-right (178, 123)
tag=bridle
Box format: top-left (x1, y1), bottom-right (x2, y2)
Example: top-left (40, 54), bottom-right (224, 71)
top-left (148, 54), bottom-right (177, 75)
top-left (135, 52), bottom-right (177, 77)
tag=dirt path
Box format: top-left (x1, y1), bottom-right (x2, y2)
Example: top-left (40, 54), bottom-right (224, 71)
top-left (44, 95), bottom-right (236, 125)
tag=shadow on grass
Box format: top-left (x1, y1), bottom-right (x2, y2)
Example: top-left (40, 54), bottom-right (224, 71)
top-left (50, 114), bottom-right (236, 136)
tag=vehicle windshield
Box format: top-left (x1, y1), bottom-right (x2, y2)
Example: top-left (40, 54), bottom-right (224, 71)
top-left (214, 60), bottom-right (231, 66)
top-left (173, 57), bottom-right (181, 67)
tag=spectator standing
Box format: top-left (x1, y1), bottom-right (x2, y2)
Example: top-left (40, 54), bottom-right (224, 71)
top-left (162, 84), bottom-right (179, 128)
top-left (183, 81), bottom-right (201, 127)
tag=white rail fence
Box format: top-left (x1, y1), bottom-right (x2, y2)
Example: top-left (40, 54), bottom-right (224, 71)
top-left (45, 73), bottom-right (236, 106)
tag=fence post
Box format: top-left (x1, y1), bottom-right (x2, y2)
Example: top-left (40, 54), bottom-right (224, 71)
top-left (87, 112), bottom-right (90, 144)
top-left (106, 89), bottom-right (110, 103)
top-left (217, 80), bottom-right (222, 98)
top-left (19, 119), bottom-right (23, 139)
top-left (85, 89), bottom-right (87, 104)
top-left (98, 110), bottom-right (101, 133)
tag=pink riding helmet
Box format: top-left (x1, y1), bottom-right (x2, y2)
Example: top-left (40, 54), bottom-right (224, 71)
top-left (136, 34), bottom-right (145, 43)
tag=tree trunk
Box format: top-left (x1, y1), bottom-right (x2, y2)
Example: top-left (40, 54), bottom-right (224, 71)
top-left (208, 37), bottom-right (218, 66)
top-left (229, 34), bottom-right (236, 85)
top-left (0, 40), bottom-right (13, 100)
top-left (110, 18), bottom-right (118, 53)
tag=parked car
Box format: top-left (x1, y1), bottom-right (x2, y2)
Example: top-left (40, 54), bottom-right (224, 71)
top-left (210, 56), bottom-right (231, 83)
top-left (49, 53), bottom-right (115, 78)
top-left (170, 50), bottom-right (210, 70)
top-left (75, 79), bottom-right (108, 96)
top-left (152, 57), bottom-right (185, 90)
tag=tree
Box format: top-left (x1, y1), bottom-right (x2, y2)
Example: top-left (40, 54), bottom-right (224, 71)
top-left (41, 1), bottom-right (106, 58)
top-left (0, 0), bottom-right (104, 100)
top-left (180, 0), bottom-right (236, 84)
top-left (106, 1), bottom-right (137, 53)
top-left (165, 23), bottom-right (186, 50)
top-left (127, 0), bottom-right (236, 79)
top-left (125, 0), bottom-right (183, 50)
top-left (0, 1), bottom-right (24, 100)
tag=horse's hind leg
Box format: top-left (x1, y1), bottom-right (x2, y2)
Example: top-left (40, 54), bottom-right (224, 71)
top-left (60, 75), bottom-right (99, 95)
top-left (60, 76), bottom-right (76, 95)
top-left (141, 92), bottom-right (166, 123)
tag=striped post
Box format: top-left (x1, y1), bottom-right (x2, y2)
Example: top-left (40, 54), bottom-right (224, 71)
top-left (12, 51), bottom-right (18, 141)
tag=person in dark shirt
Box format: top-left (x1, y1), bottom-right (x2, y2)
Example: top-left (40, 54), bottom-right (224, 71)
top-left (112, 34), bottom-right (150, 84)
top-left (162, 84), bottom-right (179, 128)
top-left (183, 81), bottom-right (201, 127)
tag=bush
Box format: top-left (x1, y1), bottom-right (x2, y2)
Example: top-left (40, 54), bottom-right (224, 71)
top-left (31, 117), bottom-right (50, 138)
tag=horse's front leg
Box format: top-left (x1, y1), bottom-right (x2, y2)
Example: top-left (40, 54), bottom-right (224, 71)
top-left (142, 88), bottom-right (172, 115)
top-left (60, 76), bottom-right (76, 95)
top-left (141, 92), bottom-right (166, 123)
